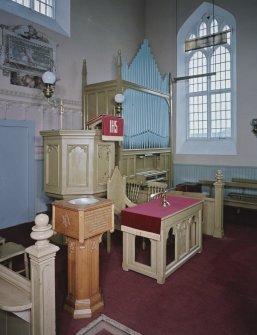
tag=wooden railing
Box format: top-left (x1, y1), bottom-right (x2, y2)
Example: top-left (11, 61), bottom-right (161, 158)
top-left (199, 176), bottom-right (257, 210)
top-left (0, 214), bottom-right (59, 335)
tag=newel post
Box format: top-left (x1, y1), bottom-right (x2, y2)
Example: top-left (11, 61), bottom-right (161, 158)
top-left (26, 214), bottom-right (60, 335)
top-left (213, 170), bottom-right (224, 238)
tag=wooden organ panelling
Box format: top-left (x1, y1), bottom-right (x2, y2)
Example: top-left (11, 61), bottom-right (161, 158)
top-left (83, 39), bottom-right (172, 186)
top-left (119, 148), bottom-right (171, 183)
top-left (84, 81), bottom-right (117, 125)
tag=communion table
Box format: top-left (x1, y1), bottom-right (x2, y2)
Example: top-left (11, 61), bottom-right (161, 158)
top-left (52, 196), bottom-right (113, 318)
top-left (121, 195), bottom-right (203, 284)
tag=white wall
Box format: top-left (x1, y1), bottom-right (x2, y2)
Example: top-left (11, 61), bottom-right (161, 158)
top-left (1, 0), bottom-right (257, 215)
top-left (0, 0), bottom-right (145, 214)
top-left (0, 0), bottom-right (145, 102)
top-left (0, 0), bottom-right (146, 149)
top-left (145, 0), bottom-right (257, 168)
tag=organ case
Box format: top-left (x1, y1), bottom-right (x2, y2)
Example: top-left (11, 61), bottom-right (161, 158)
top-left (83, 39), bottom-right (172, 185)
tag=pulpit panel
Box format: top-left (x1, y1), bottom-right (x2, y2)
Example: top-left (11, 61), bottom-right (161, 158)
top-left (45, 143), bottom-right (59, 191)
top-left (67, 145), bottom-right (89, 187)
top-left (96, 143), bottom-right (114, 187)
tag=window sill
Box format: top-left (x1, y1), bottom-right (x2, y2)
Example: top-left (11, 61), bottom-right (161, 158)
top-left (176, 138), bottom-right (237, 155)
top-left (0, 0), bottom-right (70, 37)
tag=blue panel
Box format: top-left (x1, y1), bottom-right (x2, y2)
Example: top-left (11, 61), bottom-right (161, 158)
top-left (0, 120), bottom-right (35, 228)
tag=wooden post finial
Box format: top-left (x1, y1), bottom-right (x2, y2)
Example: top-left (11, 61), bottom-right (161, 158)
top-left (30, 213), bottom-right (54, 248)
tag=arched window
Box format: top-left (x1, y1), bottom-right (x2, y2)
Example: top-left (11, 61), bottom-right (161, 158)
top-left (176, 2), bottom-right (236, 155)
top-left (199, 22), bottom-right (207, 36)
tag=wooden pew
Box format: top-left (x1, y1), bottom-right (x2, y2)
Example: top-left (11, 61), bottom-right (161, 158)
top-left (199, 177), bottom-right (257, 210)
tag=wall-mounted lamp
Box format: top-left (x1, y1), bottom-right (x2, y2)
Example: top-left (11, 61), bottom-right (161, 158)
top-left (114, 93), bottom-right (125, 116)
top-left (42, 71), bottom-right (56, 99)
top-left (42, 70), bottom-right (64, 129)
top-left (250, 119), bottom-right (257, 136)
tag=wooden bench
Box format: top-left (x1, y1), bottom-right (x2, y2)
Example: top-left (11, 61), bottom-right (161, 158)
top-left (199, 177), bottom-right (257, 210)
top-left (226, 192), bottom-right (257, 208)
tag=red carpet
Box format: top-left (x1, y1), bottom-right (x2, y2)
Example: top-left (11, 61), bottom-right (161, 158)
top-left (55, 207), bottom-right (257, 335)
top-left (1, 207), bottom-right (257, 335)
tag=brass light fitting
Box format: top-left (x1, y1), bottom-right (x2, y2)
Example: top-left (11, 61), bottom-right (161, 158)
top-left (42, 71), bottom-right (56, 99)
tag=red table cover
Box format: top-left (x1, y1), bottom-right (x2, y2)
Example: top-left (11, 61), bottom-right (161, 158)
top-left (121, 195), bottom-right (202, 235)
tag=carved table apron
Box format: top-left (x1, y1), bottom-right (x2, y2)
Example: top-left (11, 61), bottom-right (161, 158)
top-left (121, 195), bottom-right (203, 284)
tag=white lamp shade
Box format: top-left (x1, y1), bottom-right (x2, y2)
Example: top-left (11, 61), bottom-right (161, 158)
top-left (114, 93), bottom-right (125, 104)
top-left (42, 71), bottom-right (56, 84)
